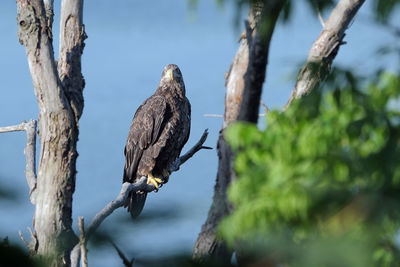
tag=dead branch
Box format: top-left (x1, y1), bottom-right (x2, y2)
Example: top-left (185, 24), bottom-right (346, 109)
top-left (70, 128), bottom-right (210, 267)
top-left (0, 123), bottom-right (26, 133)
top-left (204, 114), bottom-right (223, 118)
top-left (285, 0), bottom-right (366, 109)
top-left (0, 120), bottom-right (37, 203)
top-left (110, 240), bottom-right (135, 267)
top-left (318, 9), bottom-right (325, 27)
top-left (78, 217), bottom-right (88, 267)
top-left (169, 129), bottom-right (212, 172)
top-left (18, 230), bottom-right (29, 248)
top-left (18, 226), bottom-right (38, 252)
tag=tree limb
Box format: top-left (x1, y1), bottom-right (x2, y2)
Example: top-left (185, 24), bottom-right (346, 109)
top-left (169, 129), bottom-right (212, 172)
top-left (238, 0), bottom-right (285, 123)
top-left (0, 123), bottom-right (26, 133)
top-left (0, 120), bottom-right (37, 203)
top-left (78, 217), bottom-right (88, 267)
top-left (70, 129), bottom-right (210, 267)
top-left (58, 0), bottom-right (86, 121)
top-left (193, 1), bottom-right (285, 263)
top-left (285, 0), bottom-right (366, 109)
top-left (109, 240), bottom-right (134, 267)
top-left (43, 0), bottom-right (54, 34)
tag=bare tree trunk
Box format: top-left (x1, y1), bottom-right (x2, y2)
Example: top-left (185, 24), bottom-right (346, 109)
top-left (285, 0), bottom-right (365, 108)
top-left (193, 1), bottom-right (285, 263)
top-left (193, 0), bottom-right (365, 263)
top-left (16, 0), bottom-right (86, 265)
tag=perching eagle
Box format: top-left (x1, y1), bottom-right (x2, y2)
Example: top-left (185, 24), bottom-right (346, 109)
top-left (123, 64), bottom-right (191, 218)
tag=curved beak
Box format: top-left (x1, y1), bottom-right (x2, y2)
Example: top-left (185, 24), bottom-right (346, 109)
top-left (166, 69), bottom-right (174, 81)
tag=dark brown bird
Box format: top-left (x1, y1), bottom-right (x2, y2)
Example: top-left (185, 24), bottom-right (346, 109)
top-left (123, 64), bottom-right (191, 218)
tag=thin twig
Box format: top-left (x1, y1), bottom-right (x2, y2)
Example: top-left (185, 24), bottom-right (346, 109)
top-left (204, 114), bottom-right (223, 118)
top-left (24, 120), bottom-right (37, 203)
top-left (169, 129), bottom-right (212, 172)
top-left (204, 113), bottom-right (265, 118)
top-left (18, 227), bottom-right (38, 252)
top-left (318, 10), bottom-right (325, 27)
top-left (0, 121), bottom-right (27, 133)
top-left (18, 230), bottom-right (29, 248)
top-left (260, 100), bottom-right (270, 114)
top-left (78, 217), bottom-right (88, 267)
top-left (110, 240), bottom-right (134, 267)
top-left (71, 128), bottom-right (211, 267)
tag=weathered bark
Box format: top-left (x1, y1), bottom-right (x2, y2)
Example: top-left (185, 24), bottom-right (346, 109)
top-left (285, 0), bottom-right (365, 108)
top-left (16, 0), bottom-right (85, 265)
top-left (193, 1), bottom-right (285, 263)
top-left (238, 0), bottom-right (284, 122)
top-left (58, 0), bottom-right (86, 121)
top-left (192, 25), bottom-right (248, 267)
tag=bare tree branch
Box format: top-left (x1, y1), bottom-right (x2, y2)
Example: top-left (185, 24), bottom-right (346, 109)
top-left (318, 9), bottom-right (325, 27)
top-left (238, 0), bottom-right (284, 123)
top-left (0, 123), bottom-right (26, 133)
top-left (58, 0), bottom-right (86, 121)
top-left (285, 0), bottom-right (366, 108)
top-left (78, 217), bottom-right (88, 267)
top-left (204, 114), bottom-right (224, 118)
top-left (43, 0), bottom-right (54, 33)
top-left (109, 240), bottom-right (135, 267)
top-left (193, 1), bottom-right (285, 263)
top-left (18, 230), bottom-right (30, 248)
top-left (70, 129), bottom-right (210, 267)
top-left (0, 120), bottom-right (37, 203)
top-left (169, 129), bottom-right (212, 172)
top-left (260, 100), bottom-right (270, 115)
top-left (18, 227), bottom-right (38, 252)
top-left (23, 120), bottom-right (37, 203)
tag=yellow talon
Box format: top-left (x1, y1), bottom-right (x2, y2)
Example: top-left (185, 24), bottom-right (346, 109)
top-left (150, 179), bottom-right (159, 189)
top-left (147, 174), bottom-right (163, 190)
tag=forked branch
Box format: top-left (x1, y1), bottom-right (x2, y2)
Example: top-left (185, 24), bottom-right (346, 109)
top-left (0, 120), bottom-right (37, 203)
top-left (71, 129), bottom-right (211, 267)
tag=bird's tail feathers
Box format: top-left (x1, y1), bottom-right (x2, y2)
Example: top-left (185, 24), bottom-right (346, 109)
top-left (126, 191), bottom-right (147, 218)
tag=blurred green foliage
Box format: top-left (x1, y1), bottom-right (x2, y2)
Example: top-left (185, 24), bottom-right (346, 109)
top-left (0, 237), bottom-right (37, 267)
top-left (220, 69), bottom-right (400, 266)
top-left (373, 0), bottom-right (400, 23)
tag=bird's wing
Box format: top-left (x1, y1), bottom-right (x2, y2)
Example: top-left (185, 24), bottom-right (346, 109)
top-left (182, 99), bottom-right (191, 147)
top-left (123, 96), bottom-right (167, 182)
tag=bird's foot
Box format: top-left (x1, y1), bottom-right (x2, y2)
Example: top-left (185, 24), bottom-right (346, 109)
top-left (147, 174), bottom-right (163, 191)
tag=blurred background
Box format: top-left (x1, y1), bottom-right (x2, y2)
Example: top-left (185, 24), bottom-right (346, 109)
top-left (0, 0), bottom-right (398, 266)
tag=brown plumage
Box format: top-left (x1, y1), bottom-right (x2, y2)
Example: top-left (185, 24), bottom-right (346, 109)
top-left (123, 64), bottom-right (191, 218)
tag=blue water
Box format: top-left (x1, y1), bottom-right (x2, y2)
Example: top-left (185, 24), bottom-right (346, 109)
top-left (0, 1), bottom-right (398, 266)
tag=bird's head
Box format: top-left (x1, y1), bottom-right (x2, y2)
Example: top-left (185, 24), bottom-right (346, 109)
top-left (159, 64), bottom-right (185, 96)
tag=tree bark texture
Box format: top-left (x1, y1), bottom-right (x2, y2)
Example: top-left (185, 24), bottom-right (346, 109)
top-left (16, 0), bottom-right (86, 265)
top-left (238, 0), bottom-right (285, 123)
top-left (285, 0), bottom-right (365, 108)
top-left (193, 1), bottom-right (285, 263)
